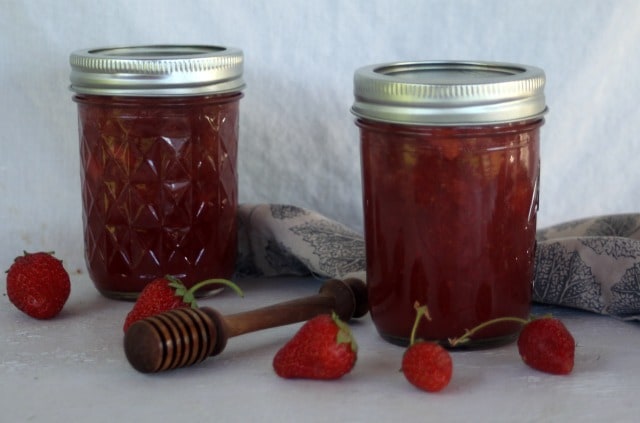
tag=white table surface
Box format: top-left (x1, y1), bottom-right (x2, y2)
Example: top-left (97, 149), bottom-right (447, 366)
top-left (2, 274), bottom-right (639, 423)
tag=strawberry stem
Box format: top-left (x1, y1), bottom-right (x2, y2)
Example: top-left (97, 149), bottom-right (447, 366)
top-left (332, 312), bottom-right (358, 352)
top-left (165, 275), bottom-right (244, 308)
top-left (409, 301), bottom-right (432, 347)
top-left (189, 278), bottom-right (244, 298)
top-left (448, 316), bottom-right (530, 347)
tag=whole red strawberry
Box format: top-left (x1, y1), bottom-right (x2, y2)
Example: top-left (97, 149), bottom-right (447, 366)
top-left (402, 341), bottom-right (452, 392)
top-left (123, 276), bottom-right (243, 332)
top-left (401, 302), bottom-right (452, 392)
top-left (517, 317), bottom-right (575, 375)
top-left (273, 312), bottom-right (357, 380)
top-left (6, 251), bottom-right (71, 319)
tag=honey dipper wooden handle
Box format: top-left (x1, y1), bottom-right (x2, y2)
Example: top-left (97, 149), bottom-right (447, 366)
top-left (223, 277), bottom-right (368, 337)
top-left (124, 277), bottom-right (367, 373)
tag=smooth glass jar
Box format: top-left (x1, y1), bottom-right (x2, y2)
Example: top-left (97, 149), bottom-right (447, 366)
top-left (352, 61), bottom-right (546, 347)
top-left (70, 45), bottom-right (244, 299)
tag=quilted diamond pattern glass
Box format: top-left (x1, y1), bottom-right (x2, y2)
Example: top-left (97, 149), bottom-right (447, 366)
top-left (76, 94), bottom-right (240, 299)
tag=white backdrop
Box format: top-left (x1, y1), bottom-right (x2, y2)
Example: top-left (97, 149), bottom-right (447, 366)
top-left (1, 0), bottom-right (639, 272)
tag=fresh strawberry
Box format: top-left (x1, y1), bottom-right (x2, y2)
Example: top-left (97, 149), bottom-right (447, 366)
top-left (273, 312), bottom-right (357, 380)
top-left (123, 275), bottom-right (243, 332)
top-left (449, 314), bottom-right (576, 375)
top-left (517, 317), bottom-right (575, 375)
top-left (402, 341), bottom-right (452, 392)
top-left (401, 302), bottom-right (452, 392)
top-left (6, 251), bottom-right (71, 319)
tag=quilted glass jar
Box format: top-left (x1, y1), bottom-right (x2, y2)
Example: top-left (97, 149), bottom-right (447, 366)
top-left (70, 45), bottom-right (244, 299)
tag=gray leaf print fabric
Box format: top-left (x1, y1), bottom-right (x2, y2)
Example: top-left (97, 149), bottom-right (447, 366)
top-left (536, 214), bottom-right (640, 320)
top-left (236, 204), bottom-right (366, 279)
top-left (532, 240), bottom-right (605, 313)
top-left (237, 205), bottom-right (640, 321)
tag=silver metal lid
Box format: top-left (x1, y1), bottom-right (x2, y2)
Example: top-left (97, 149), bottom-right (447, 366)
top-left (352, 61), bottom-right (546, 125)
top-left (69, 45), bottom-right (244, 96)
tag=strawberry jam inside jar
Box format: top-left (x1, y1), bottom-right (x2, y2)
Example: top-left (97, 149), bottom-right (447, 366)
top-left (70, 45), bottom-right (244, 299)
top-left (352, 61), bottom-right (547, 347)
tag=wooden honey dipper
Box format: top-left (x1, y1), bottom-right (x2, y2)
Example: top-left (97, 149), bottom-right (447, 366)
top-left (124, 277), bottom-right (368, 373)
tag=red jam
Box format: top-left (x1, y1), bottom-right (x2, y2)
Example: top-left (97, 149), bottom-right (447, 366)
top-left (75, 94), bottom-right (241, 299)
top-left (359, 119), bottom-right (541, 346)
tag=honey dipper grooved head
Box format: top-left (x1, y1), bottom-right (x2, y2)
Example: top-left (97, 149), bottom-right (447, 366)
top-left (124, 307), bottom-right (218, 373)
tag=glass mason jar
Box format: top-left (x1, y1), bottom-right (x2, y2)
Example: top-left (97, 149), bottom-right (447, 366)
top-left (69, 45), bottom-right (244, 299)
top-left (352, 61), bottom-right (546, 347)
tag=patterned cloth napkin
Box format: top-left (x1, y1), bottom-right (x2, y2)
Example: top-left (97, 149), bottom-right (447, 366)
top-left (237, 204), bottom-right (640, 321)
